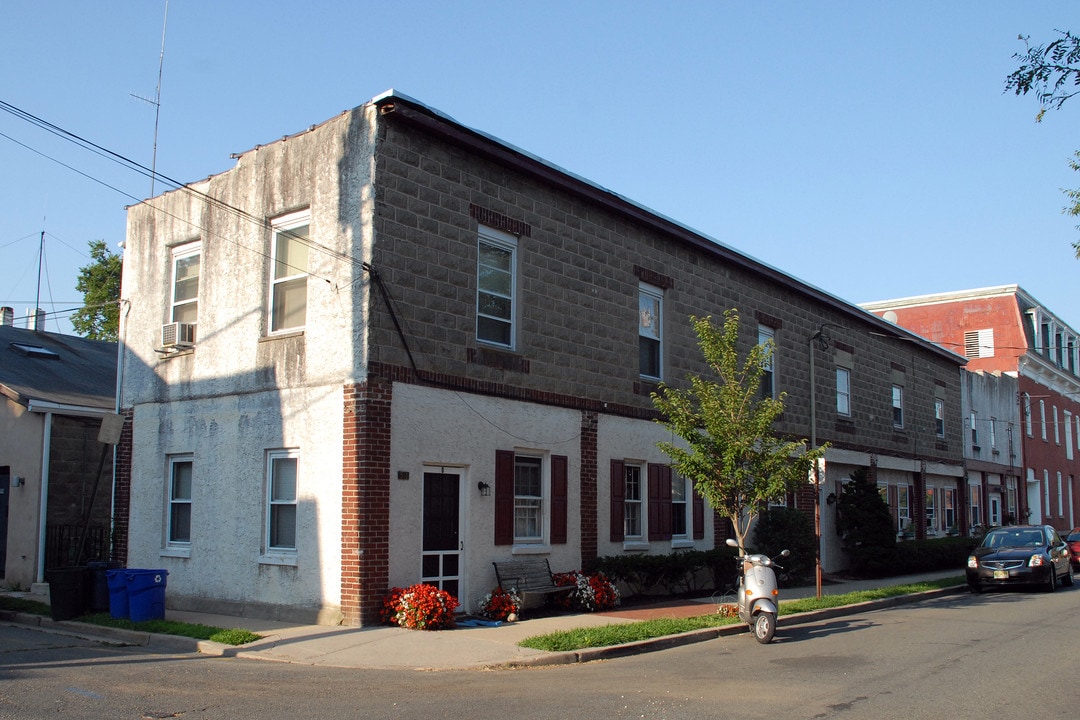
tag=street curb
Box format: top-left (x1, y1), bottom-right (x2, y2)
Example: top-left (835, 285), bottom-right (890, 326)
top-left (504, 584), bottom-right (968, 668)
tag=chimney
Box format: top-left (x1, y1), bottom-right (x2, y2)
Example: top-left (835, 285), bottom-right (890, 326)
top-left (0, 307), bottom-right (12, 326)
top-left (32, 308), bottom-right (46, 331)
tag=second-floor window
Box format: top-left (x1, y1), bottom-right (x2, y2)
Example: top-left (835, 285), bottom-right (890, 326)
top-left (639, 283), bottom-right (663, 379)
top-left (170, 243), bottom-right (201, 324)
top-left (758, 324), bottom-right (776, 399)
top-left (836, 367), bottom-right (851, 417)
top-left (892, 385), bottom-right (904, 429)
top-left (270, 211), bottom-right (311, 333)
top-left (476, 225), bottom-right (517, 347)
top-left (934, 398), bottom-right (945, 437)
top-left (1023, 393), bottom-right (1033, 436)
top-left (970, 410), bottom-right (978, 446)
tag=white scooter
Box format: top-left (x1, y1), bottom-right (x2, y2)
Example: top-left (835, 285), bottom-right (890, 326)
top-left (725, 538), bottom-right (789, 644)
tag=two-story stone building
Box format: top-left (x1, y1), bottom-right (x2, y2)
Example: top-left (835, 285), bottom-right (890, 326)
top-left (117, 91), bottom-right (966, 625)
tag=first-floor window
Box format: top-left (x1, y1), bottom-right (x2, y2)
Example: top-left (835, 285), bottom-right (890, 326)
top-left (168, 456), bottom-right (193, 544)
top-left (925, 488), bottom-right (936, 531)
top-left (970, 484), bottom-right (981, 527)
top-left (897, 485), bottom-right (910, 532)
top-left (671, 474), bottom-right (688, 537)
top-left (515, 455), bottom-right (543, 541)
top-left (943, 488), bottom-right (956, 531)
top-left (624, 464), bottom-right (643, 538)
top-left (267, 450), bottom-right (299, 551)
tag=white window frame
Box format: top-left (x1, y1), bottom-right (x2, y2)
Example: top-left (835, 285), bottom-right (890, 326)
top-left (476, 225), bottom-right (517, 348)
top-left (671, 473), bottom-right (689, 539)
top-left (514, 454), bottom-right (545, 544)
top-left (892, 385), bottom-right (904, 429)
top-left (943, 488), bottom-right (956, 531)
top-left (969, 483), bottom-right (981, 527)
top-left (264, 449), bottom-right (300, 561)
top-left (1057, 471), bottom-right (1064, 517)
top-left (934, 398), bottom-right (945, 437)
top-left (269, 210), bottom-right (311, 333)
top-left (925, 488), bottom-right (936, 532)
top-left (1040, 400), bottom-right (1047, 441)
top-left (758, 324), bottom-right (776, 399)
top-left (624, 464), bottom-right (643, 540)
top-left (836, 367), bottom-right (851, 417)
top-left (990, 417), bottom-right (998, 451)
top-left (169, 242), bottom-right (201, 325)
top-left (1054, 405), bottom-right (1061, 445)
top-left (166, 455), bottom-right (193, 554)
top-left (897, 485), bottom-right (910, 532)
top-left (1067, 411), bottom-right (1075, 461)
top-left (1024, 393), bottom-right (1033, 437)
top-left (638, 283), bottom-right (663, 380)
top-left (970, 410), bottom-right (978, 447)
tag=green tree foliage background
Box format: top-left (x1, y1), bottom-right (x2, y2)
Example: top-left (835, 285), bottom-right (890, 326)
top-left (71, 239), bottom-right (121, 341)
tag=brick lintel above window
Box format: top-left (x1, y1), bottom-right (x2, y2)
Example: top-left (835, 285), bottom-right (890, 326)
top-left (469, 204), bottom-right (531, 237)
top-left (633, 266), bottom-right (674, 290)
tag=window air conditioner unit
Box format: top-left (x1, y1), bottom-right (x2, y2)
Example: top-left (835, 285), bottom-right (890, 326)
top-left (161, 322), bottom-right (196, 348)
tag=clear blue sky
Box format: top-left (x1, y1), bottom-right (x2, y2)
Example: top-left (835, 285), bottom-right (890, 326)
top-left (2, 1), bottom-right (1078, 335)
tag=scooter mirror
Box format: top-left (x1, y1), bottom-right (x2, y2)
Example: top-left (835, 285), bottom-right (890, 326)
top-left (725, 538), bottom-right (739, 548)
top-left (780, 549), bottom-right (791, 557)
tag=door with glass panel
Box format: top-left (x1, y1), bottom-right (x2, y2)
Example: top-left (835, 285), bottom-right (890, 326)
top-left (422, 472), bottom-right (461, 601)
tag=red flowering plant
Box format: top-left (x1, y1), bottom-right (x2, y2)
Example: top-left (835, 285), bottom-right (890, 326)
top-left (552, 570), bottom-right (621, 612)
top-left (381, 583), bottom-right (459, 630)
top-left (478, 586), bottom-right (522, 621)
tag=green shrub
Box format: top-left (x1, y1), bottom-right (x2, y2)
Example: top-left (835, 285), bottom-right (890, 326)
top-left (595, 546), bottom-right (738, 597)
top-left (752, 506), bottom-right (817, 582)
top-left (893, 536), bottom-right (977, 574)
top-left (836, 467), bottom-right (898, 577)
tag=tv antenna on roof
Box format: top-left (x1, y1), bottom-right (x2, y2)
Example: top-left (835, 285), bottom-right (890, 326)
top-left (130, 0), bottom-right (169, 198)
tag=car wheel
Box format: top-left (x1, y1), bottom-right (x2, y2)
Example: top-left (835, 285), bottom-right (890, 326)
top-left (968, 582), bottom-right (983, 594)
top-left (1046, 567), bottom-right (1057, 593)
top-left (1064, 564), bottom-right (1075, 587)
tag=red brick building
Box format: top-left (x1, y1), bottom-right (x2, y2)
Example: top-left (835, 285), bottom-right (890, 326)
top-left (864, 285), bottom-right (1080, 532)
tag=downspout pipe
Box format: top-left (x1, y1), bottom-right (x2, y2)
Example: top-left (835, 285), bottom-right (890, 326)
top-left (35, 411), bottom-right (52, 584)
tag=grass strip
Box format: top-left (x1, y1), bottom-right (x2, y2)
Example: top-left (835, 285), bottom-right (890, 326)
top-left (0, 597), bottom-right (261, 646)
top-left (518, 576), bottom-right (964, 652)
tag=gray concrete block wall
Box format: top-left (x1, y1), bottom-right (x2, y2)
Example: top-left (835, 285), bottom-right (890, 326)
top-left (369, 116), bottom-right (963, 466)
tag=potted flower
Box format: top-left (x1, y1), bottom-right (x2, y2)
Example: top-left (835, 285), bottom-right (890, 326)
top-left (552, 570), bottom-right (621, 612)
top-left (478, 586), bottom-right (522, 621)
top-left (381, 583), bottom-right (459, 630)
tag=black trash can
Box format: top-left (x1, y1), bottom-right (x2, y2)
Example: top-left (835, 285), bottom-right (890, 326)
top-left (46, 566), bottom-right (88, 621)
top-left (85, 561), bottom-right (122, 612)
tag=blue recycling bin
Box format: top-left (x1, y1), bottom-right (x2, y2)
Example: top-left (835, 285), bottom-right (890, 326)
top-left (126, 569), bottom-right (168, 622)
top-left (106, 569), bottom-right (129, 619)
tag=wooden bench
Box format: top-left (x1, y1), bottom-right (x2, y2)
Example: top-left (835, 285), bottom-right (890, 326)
top-left (492, 558), bottom-right (573, 610)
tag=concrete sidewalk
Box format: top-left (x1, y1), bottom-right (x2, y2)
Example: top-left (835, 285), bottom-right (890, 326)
top-left (1, 570), bottom-right (965, 671)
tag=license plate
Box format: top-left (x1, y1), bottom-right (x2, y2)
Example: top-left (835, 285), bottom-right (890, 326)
top-left (993, 570), bottom-right (1008, 580)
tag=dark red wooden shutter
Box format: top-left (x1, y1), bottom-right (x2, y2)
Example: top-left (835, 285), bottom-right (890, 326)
top-left (551, 455), bottom-right (568, 544)
top-left (610, 459), bottom-right (625, 542)
top-left (494, 450), bottom-right (514, 545)
top-left (648, 464), bottom-right (672, 541)
top-left (692, 486), bottom-right (705, 540)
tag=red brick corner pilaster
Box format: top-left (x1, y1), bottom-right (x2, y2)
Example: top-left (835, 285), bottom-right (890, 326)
top-left (111, 408), bottom-right (134, 566)
top-left (341, 378), bottom-right (393, 626)
top-left (579, 410), bottom-right (598, 571)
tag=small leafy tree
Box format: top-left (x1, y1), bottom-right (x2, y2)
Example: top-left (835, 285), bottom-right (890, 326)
top-left (652, 310), bottom-right (827, 550)
top-left (71, 240), bottom-right (121, 341)
top-left (836, 467), bottom-right (897, 577)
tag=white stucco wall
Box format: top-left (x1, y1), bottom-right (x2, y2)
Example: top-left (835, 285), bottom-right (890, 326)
top-left (126, 383), bottom-right (344, 618)
top-left (388, 383), bottom-right (582, 613)
top-left (0, 398), bottom-right (44, 588)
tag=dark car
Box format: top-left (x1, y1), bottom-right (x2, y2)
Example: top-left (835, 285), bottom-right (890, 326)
top-left (1065, 528), bottom-right (1080, 571)
top-left (966, 525), bottom-right (1074, 593)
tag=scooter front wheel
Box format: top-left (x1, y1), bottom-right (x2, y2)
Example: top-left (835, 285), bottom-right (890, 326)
top-left (753, 612), bottom-right (776, 644)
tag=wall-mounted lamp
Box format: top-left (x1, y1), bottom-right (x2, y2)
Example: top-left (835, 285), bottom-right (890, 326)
top-left (826, 492), bottom-right (837, 505)
top-left (477, 481), bottom-right (491, 497)
top-left (11, 476), bottom-right (24, 488)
